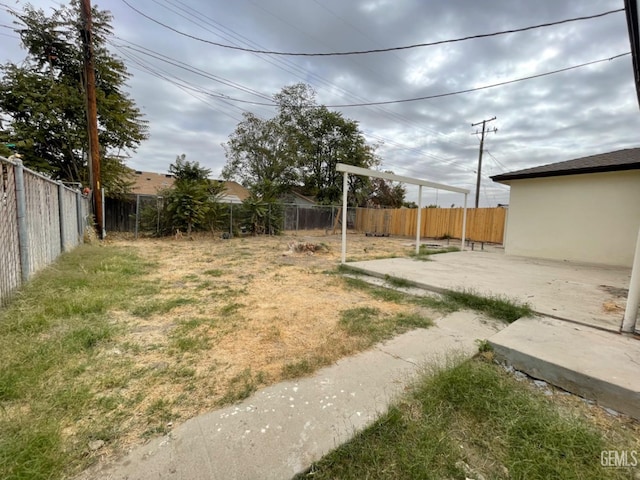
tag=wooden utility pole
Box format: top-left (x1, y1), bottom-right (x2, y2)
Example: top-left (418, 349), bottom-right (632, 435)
top-left (80, 0), bottom-right (103, 238)
top-left (471, 117), bottom-right (497, 208)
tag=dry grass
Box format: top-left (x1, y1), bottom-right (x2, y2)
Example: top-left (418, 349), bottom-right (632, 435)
top-left (92, 232), bottom-right (428, 455)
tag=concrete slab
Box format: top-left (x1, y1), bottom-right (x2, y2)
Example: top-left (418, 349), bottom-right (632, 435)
top-left (488, 316), bottom-right (640, 420)
top-left (75, 313), bottom-right (504, 480)
top-left (347, 251), bottom-right (634, 332)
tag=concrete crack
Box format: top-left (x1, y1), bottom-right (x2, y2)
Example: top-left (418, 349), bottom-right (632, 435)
top-left (376, 346), bottom-right (419, 366)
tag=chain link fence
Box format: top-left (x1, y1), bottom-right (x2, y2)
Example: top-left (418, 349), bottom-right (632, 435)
top-left (106, 198), bottom-right (356, 237)
top-left (0, 156), bottom-right (91, 306)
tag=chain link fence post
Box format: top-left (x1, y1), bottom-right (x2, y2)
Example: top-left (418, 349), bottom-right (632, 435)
top-left (14, 159), bottom-right (30, 283)
top-left (57, 181), bottom-right (66, 252)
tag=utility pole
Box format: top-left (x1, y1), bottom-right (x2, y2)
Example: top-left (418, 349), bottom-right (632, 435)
top-left (471, 117), bottom-right (497, 208)
top-left (80, 0), bottom-right (103, 238)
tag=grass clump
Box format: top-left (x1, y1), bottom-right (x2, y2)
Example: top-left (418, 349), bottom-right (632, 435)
top-left (339, 307), bottom-right (432, 347)
top-left (442, 289), bottom-right (532, 323)
top-left (297, 359), bottom-right (630, 480)
top-left (410, 245), bottom-right (460, 261)
top-left (342, 269), bottom-right (532, 324)
top-left (130, 296), bottom-right (195, 318)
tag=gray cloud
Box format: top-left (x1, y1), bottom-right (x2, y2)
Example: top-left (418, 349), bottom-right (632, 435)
top-left (1, 0), bottom-right (637, 206)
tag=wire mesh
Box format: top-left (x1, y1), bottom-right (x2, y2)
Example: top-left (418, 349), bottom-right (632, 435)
top-left (0, 157), bottom-right (90, 306)
top-left (60, 186), bottom-right (81, 250)
top-left (0, 160), bottom-right (21, 307)
top-left (24, 169), bottom-right (61, 276)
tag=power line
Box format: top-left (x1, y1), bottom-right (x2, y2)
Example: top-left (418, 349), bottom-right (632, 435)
top-left (325, 53), bottom-right (630, 107)
top-left (119, 1), bottom-right (623, 57)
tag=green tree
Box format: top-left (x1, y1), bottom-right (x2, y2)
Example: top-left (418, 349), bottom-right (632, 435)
top-left (0, 1), bottom-right (147, 195)
top-left (222, 113), bottom-right (297, 197)
top-left (368, 175), bottom-right (406, 208)
top-left (163, 155), bottom-right (225, 235)
top-left (222, 83), bottom-right (378, 205)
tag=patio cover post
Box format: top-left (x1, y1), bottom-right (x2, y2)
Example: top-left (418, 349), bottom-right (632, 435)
top-left (461, 193), bottom-right (468, 251)
top-left (622, 224), bottom-right (640, 333)
top-left (336, 163), bottom-right (469, 263)
top-left (341, 171), bottom-right (348, 264)
top-left (415, 185), bottom-right (422, 254)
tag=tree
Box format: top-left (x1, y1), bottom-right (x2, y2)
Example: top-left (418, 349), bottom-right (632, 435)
top-left (222, 113), bottom-right (297, 197)
top-left (222, 83), bottom-right (378, 205)
top-left (0, 1), bottom-right (147, 195)
top-left (368, 176), bottom-right (406, 208)
top-left (160, 155), bottom-right (225, 236)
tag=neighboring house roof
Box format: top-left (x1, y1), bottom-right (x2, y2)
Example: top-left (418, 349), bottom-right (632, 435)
top-left (216, 180), bottom-right (250, 203)
top-left (129, 170), bottom-right (250, 202)
top-left (130, 170), bottom-right (175, 195)
top-left (491, 148), bottom-right (640, 183)
top-left (281, 191), bottom-right (317, 206)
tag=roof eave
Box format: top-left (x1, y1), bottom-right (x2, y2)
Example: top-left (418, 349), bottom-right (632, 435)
top-left (491, 163), bottom-right (640, 183)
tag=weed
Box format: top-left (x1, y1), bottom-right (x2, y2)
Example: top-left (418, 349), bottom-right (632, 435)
top-left (203, 269), bottom-right (224, 277)
top-left (130, 297), bottom-right (196, 318)
top-left (281, 360), bottom-right (313, 379)
top-left (384, 274), bottom-right (412, 288)
top-left (217, 368), bottom-right (258, 405)
top-left (339, 307), bottom-right (433, 347)
top-left (443, 289), bottom-right (533, 323)
top-left (297, 359), bottom-right (629, 480)
top-left (410, 245), bottom-right (460, 261)
top-left (220, 302), bottom-right (244, 316)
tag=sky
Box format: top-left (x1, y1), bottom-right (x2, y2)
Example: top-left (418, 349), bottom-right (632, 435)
top-left (1, 0), bottom-right (639, 207)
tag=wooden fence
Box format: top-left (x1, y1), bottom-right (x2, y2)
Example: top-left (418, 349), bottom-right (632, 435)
top-left (355, 207), bottom-right (507, 244)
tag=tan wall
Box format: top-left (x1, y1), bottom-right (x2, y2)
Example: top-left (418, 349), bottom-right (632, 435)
top-left (504, 170), bottom-right (640, 267)
top-left (355, 207), bottom-right (507, 244)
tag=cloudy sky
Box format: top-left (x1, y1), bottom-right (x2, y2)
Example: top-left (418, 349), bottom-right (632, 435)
top-left (1, 0), bottom-right (639, 206)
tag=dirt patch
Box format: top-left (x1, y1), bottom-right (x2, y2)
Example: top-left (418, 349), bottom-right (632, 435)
top-left (89, 232), bottom-right (426, 455)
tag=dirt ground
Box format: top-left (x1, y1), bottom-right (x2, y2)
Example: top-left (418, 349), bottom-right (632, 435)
top-left (95, 231), bottom-right (427, 453)
top-left (91, 231), bottom-right (638, 461)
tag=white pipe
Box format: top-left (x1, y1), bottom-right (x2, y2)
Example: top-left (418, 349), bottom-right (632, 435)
top-left (416, 185), bottom-right (422, 254)
top-left (621, 224), bottom-right (640, 333)
top-left (461, 193), bottom-right (468, 251)
top-left (341, 171), bottom-right (348, 264)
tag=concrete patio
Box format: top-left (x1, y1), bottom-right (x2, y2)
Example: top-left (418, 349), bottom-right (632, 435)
top-left (347, 248), bottom-right (640, 420)
top-left (347, 248), bottom-right (634, 332)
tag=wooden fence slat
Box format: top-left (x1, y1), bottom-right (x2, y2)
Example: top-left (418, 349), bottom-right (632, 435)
top-left (354, 207), bottom-right (506, 244)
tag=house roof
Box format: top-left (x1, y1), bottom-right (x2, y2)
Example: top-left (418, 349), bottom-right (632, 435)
top-left (625, 0), bottom-right (640, 108)
top-left (491, 148), bottom-right (640, 183)
top-left (129, 170), bottom-right (250, 201)
top-left (131, 170), bottom-right (175, 195)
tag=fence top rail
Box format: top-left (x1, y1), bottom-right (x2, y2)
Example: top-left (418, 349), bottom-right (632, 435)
top-left (1, 155), bottom-right (84, 195)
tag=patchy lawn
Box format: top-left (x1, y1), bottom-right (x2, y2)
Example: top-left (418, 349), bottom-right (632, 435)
top-left (0, 231), bottom-right (636, 480)
top-left (0, 232), bottom-right (442, 479)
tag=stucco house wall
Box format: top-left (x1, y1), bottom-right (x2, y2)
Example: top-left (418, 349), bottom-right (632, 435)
top-left (504, 170), bottom-right (640, 267)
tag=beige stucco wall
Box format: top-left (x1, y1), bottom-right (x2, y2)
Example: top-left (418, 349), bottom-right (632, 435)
top-left (503, 170), bottom-right (640, 267)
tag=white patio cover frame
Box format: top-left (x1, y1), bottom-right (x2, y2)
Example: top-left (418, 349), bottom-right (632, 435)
top-left (336, 163), bottom-right (470, 264)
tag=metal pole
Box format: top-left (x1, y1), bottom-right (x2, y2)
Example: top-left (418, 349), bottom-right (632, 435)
top-left (415, 185), bottom-right (422, 254)
top-left (58, 182), bottom-right (66, 252)
top-left (76, 190), bottom-right (83, 241)
top-left (461, 193), bottom-right (468, 251)
top-left (341, 171), bottom-right (348, 264)
top-left (101, 187), bottom-right (106, 238)
top-left (296, 204), bottom-right (299, 233)
top-left (622, 225), bottom-right (640, 333)
top-left (229, 204), bottom-right (233, 237)
top-left (14, 159), bottom-right (30, 283)
top-left (135, 194), bottom-right (140, 239)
